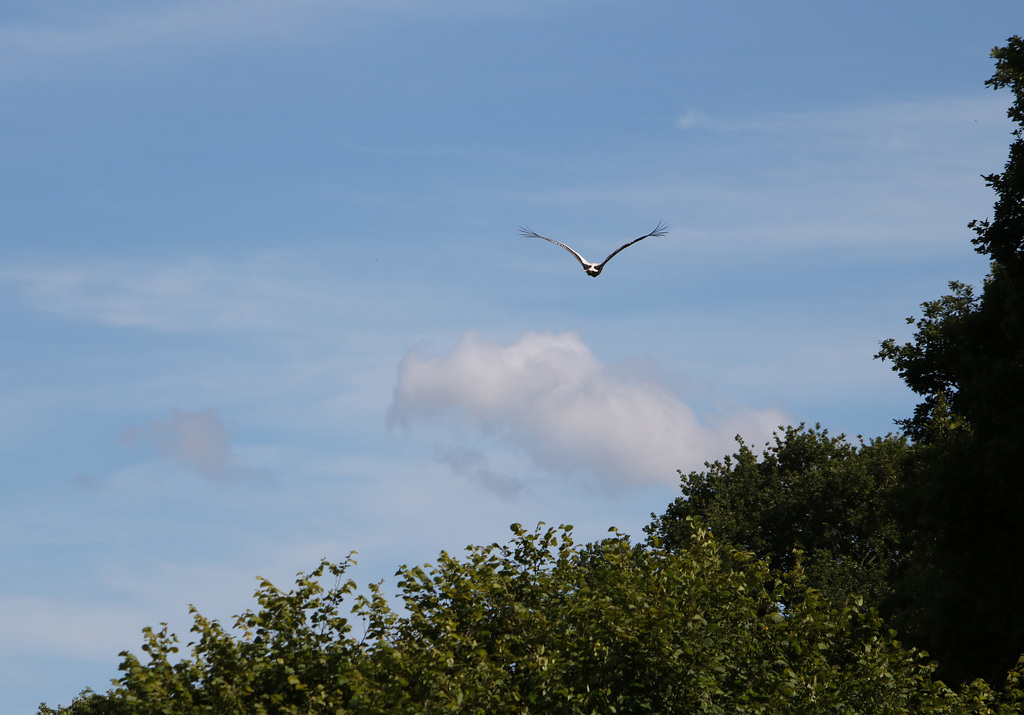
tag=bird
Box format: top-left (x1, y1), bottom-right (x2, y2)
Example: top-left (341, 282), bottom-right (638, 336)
top-left (519, 221), bottom-right (668, 277)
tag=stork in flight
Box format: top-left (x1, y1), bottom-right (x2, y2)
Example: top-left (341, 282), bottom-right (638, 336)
top-left (520, 221), bottom-right (668, 277)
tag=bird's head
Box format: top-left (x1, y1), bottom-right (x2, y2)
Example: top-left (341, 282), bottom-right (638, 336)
top-left (584, 264), bottom-right (602, 277)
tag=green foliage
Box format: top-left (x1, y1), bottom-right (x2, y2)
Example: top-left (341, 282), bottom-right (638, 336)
top-left (53, 557), bottom-right (365, 714)
top-left (45, 523), bottom-right (1022, 714)
top-left (875, 282), bottom-right (979, 443)
top-left (647, 424), bottom-right (910, 611)
top-left (971, 37), bottom-right (1024, 265)
top-left (874, 36), bottom-right (1024, 685)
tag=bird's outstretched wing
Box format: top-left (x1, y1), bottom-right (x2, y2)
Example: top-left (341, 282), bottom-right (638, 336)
top-left (519, 226), bottom-right (591, 268)
top-left (598, 221), bottom-right (669, 267)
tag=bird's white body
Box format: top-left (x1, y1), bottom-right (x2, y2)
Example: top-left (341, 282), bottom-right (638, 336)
top-left (520, 222), bottom-right (668, 277)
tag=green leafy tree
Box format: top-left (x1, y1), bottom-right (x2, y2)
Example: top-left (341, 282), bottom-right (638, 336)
top-left (875, 36), bottom-right (1024, 685)
top-left (646, 424), bottom-right (910, 611)
top-left (43, 524), bottom-right (1023, 714)
top-left (46, 557), bottom-right (366, 714)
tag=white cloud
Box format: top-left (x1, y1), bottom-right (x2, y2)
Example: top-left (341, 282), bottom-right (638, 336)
top-left (122, 408), bottom-right (271, 482)
top-left (389, 331), bottom-right (787, 486)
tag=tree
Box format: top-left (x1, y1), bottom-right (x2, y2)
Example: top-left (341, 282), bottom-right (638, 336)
top-left (43, 523), bottom-right (1021, 714)
top-left (875, 36), bottom-right (1024, 685)
top-left (646, 424), bottom-right (910, 612)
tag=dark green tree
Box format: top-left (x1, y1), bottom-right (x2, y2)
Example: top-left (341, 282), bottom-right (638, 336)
top-left (44, 523), bottom-right (1023, 714)
top-left (875, 36), bottom-right (1024, 685)
top-left (646, 424), bottom-right (910, 611)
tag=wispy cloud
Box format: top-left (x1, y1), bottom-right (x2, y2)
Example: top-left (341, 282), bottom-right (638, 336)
top-left (0, 0), bottom-right (514, 72)
top-left (675, 95), bottom-right (1011, 136)
top-left (517, 95), bottom-right (1011, 256)
top-left (674, 109), bottom-right (706, 129)
top-left (389, 331), bottom-right (787, 486)
top-left (433, 444), bottom-right (526, 498)
top-left (122, 408), bottom-right (271, 482)
top-left (0, 255), bottom-right (347, 333)
top-left (0, 0), bottom-right (339, 60)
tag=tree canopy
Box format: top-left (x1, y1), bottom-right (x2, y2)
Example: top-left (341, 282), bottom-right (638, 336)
top-left (646, 424), bottom-right (909, 612)
top-left (651, 36), bottom-right (1024, 687)
top-left (41, 524), bottom-right (1024, 714)
top-left (873, 35), bottom-right (1024, 685)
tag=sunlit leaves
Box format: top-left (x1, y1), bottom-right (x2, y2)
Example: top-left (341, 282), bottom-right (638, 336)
top-left (43, 523), bottom-right (1023, 714)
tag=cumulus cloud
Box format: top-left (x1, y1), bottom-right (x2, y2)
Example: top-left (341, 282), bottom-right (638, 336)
top-left (122, 409), bottom-right (270, 482)
top-left (389, 331), bottom-right (787, 486)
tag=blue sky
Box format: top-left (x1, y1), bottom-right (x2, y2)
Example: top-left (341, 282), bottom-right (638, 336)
top-left (2, 1), bottom-right (1022, 710)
